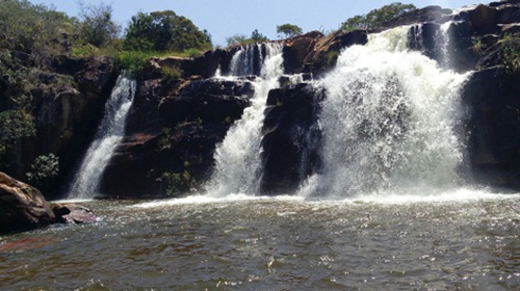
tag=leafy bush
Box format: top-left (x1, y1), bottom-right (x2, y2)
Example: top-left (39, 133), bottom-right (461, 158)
top-left (0, 110), bottom-right (35, 141)
top-left (26, 153), bottom-right (59, 190)
top-left (341, 2), bottom-right (416, 32)
top-left (500, 35), bottom-right (520, 73)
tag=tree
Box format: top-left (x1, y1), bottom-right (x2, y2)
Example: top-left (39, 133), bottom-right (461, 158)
top-left (250, 29), bottom-right (268, 42)
top-left (341, 2), bottom-right (416, 32)
top-left (226, 34), bottom-right (248, 47)
top-left (123, 10), bottom-right (212, 52)
top-left (77, 1), bottom-right (120, 47)
top-left (276, 23), bottom-right (303, 38)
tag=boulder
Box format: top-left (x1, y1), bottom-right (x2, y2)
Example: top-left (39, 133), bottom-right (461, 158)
top-left (260, 84), bottom-right (325, 194)
top-left (282, 31), bottom-right (323, 74)
top-left (0, 172), bottom-right (55, 233)
top-left (52, 204), bottom-right (97, 224)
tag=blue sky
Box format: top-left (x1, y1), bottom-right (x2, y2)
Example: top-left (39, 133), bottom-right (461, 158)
top-left (30, 0), bottom-right (480, 46)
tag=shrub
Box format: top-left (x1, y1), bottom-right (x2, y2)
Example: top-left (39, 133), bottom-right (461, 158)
top-left (26, 153), bottom-right (59, 190)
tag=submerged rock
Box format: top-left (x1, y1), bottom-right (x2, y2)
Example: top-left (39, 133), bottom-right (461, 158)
top-left (52, 204), bottom-right (97, 224)
top-left (0, 172), bottom-right (55, 233)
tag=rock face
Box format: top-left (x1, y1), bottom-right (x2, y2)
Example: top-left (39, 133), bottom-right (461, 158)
top-left (462, 67), bottom-right (520, 189)
top-left (0, 53), bottom-right (116, 198)
top-left (260, 84), bottom-right (325, 194)
top-left (99, 77), bottom-right (255, 197)
top-left (0, 172), bottom-right (55, 233)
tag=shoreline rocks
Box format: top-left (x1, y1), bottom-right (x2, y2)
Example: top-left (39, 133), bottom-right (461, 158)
top-left (0, 172), bottom-right (55, 233)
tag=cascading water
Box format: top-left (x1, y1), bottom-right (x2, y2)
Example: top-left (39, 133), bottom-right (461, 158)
top-left (228, 44), bottom-right (264, 76)
top-left (68, 74), bottom-right (136, 199)
top-left (207, 43), bottom-right (284, 196)
top-left (300, 26), bottom-right (470, 199)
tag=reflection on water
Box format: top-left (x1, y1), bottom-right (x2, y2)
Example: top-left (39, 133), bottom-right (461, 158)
top-left (1, 194), bottom-right (520, 290)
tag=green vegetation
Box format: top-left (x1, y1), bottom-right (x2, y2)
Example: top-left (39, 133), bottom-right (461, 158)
top-left (226, 29), bottom-right (269, 47)
top-left (0, 0), bottom-right (78, 53)
top-left (162, 171), bottom-right (196, 197)
top-left (123, 10), bottom-right (212, 52)
top-left (471, 37), bottom-right (486, 56)
top-left (77, 1), bottom-right (120, 48)
top-left (26, 153), bottom-right (59, 191)
top-left (276, 23), bottom-right (303, 38)
top-left (499, 34), bottom-right (520, 73)
top-left (340, 2), bottom-right (416, 32)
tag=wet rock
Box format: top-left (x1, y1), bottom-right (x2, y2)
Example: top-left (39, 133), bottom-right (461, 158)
top-left (0, 172), bottom-right (55, 233)
top-left (260, 84), bottom-right (325, 195)
top-left (282, 31), bottom-right (323, 74)
top-left (52, 204), bottom-right (97, 224)
top-left (192, 49), bottom-right (228, 78)
top-left (462, 67), bottom-right (520, 189)
top-left (100, 78), bottom-right (254, 197)
top-left (303, 30), bottom-right (368, 76)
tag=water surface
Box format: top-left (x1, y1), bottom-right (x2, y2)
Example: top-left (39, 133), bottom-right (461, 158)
top-left (1, 192), bottom-right (520, 290)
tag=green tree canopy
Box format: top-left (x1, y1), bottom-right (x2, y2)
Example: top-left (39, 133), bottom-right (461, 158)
top-left (276, 23), bottom-right (303, 38)
top-left (341, 2), bottom-right (416, 32)
top-left (0, 0), bottom-right (78, 52)
top-left (123, 10), bottom-right (212, 52)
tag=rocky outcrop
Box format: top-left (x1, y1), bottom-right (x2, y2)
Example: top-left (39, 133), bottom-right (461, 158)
top-left (260, 84), bottom-right (325, 194)
top-left (282, 31), bottom-right (323, 74)
top-left (99, 77), bottom-right (255, 197)
top-left (301, 30), bottom-right (368, 76)
top-left (0, 172), bottom-right (55, 233)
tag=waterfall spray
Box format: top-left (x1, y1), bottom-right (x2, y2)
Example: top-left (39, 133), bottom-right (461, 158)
top-left (300, 26), bottom-right (470, 199)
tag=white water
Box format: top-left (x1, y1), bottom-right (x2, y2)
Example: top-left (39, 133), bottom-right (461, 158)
top-left (68, 75), bottom-right (136, 199)
top-left (299, 26), bottom-right (470, 199)
top-left (228, 44), bottom-right (263, 76)
top-left (207, 43), bottom-right (284, 196)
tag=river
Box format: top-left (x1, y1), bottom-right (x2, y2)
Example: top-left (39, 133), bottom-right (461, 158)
top-left (1, 192), bottom-right (519, 290)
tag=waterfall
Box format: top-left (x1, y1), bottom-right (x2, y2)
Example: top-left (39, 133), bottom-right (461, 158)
top-left (300, 26), bottom-right (470, 199)
top-left (228, 44), bottom-right (264, 76)
top-left (68, 74), bottom-right (136, 199)
top-left (207, 43), bottom-right (283, 196)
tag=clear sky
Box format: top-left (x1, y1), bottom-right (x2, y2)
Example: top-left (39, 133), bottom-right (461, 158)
top-left (30, 0), bottom-right (480, 46)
